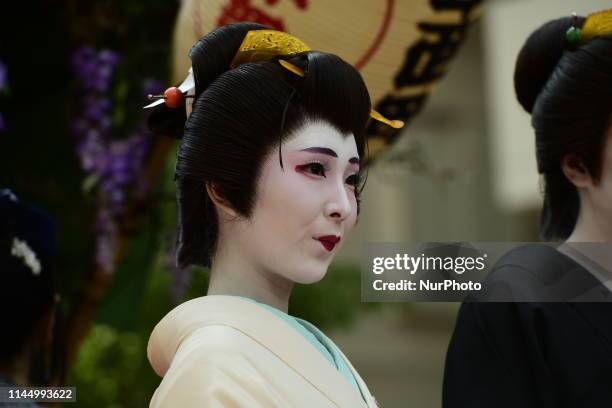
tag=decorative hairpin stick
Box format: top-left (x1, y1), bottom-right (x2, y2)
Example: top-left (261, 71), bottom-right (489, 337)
top-left (369, 109), bottom-right (405, 129)
top-left (279, 59), bottom-right (305, 77)
top-left (566, 12), bottom-right (583, 44)
top-left (148, 87), bottom-right (195, 109)
top-left (148, 87), bottom-right (184, 108)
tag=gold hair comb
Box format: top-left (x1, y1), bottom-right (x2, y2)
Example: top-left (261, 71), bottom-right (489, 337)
top-left (583, 8), bottom-right (612, 42)
top-left (233, 29), bottom-right (404, 129)
top-left (567, 9), bottom-right (612, 44)
top-left (231, 29), bottom-right (311, 68)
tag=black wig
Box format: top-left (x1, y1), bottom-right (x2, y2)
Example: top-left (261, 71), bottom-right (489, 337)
top-left (148, 23), bottom-right (371, 268)
top-left (514, 16), bottom-right (612, 240)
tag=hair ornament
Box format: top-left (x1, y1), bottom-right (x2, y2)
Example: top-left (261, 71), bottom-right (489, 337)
top-left (147, 87), bottom-right (187, 109)
top-left (144, 68), bottom-right (196, 109)
top-left (11, 237), bottom-right (41, 275)
top-left (566, 9), bottom-right (612, 45)
top-left (369, 109), bottom-right (405, 129)
top-left (144, 29), bottom-right (404, 129)
top-left (278, 59), bottom-right (305, 77)
top-left (582, 8), bottom-right (612, 41)
top-left (230, 29), bottom-right (311, 68)
top-left (565, 12), bottom-right (582, 45)
top-left (0, 188), bottom-right (18, 202)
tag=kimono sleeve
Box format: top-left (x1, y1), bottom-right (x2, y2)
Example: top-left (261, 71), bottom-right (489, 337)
top-left (150, 325), bottom-right (287, 408)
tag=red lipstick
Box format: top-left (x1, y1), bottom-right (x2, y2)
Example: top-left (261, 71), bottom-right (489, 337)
top-left (315, 235), bottom-right (341, 252)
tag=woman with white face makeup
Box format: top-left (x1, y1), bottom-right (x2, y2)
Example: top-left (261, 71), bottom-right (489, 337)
top-left (144, 22), bottom-right (401, 408)
top-left (443, 10), bottom-right (612, 408)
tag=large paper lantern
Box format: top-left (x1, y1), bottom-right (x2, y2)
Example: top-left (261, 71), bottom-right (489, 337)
top-left (172, 0), bottom-right (482, 162)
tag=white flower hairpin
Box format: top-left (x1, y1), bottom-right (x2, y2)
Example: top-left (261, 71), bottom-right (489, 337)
top-left (0, 189), bottom-right (18, 202)
top-left (11, 237), bottom-right (41, 275)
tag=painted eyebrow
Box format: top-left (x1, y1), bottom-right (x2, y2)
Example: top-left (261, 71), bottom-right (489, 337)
top-left (300, 147), bottom-right (337, 157)
top-left (300, 147), bottom-right (360, 164)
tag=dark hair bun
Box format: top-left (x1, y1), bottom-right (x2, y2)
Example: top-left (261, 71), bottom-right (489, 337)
top-left (513, 13), bottom-right (612, 240)
top-left (514, 16), bottom-right (585, 114)
top-left (146, 22), bottom-right (270, 139)
top-left (189, 22), bottom-right (269, 97)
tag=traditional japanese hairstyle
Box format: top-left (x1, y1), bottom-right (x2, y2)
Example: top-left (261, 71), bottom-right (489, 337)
top-left (514, 9), bottom-right (612, 240)
top-left (147, 23), bottom-right (379, 268)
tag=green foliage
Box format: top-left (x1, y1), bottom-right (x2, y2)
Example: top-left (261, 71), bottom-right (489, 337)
top-left (71, 325), bottom-right (148, 408)
top-left (69, 250), bottom-right (175, 407)
top-left (95, 213), bottom-right (160, 330)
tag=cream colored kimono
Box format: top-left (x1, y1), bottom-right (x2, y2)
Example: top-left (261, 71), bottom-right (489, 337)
top-left (147, 295), bottom-right (378, 407)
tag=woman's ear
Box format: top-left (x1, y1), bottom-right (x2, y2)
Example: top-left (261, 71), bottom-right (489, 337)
top-left (561, 153), bottom-right (593, 188)
top-left (205, 182), bottom-right (238, 218)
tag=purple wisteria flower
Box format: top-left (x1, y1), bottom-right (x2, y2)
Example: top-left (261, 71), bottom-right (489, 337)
top-left (0, 62), bottom-right (7, 90)
top-left (70, 46), bottom-right (158, 274)
top-left (71, 47), bottom-right (121, 93)
top-left (0, 60), bottom-right (7, 132)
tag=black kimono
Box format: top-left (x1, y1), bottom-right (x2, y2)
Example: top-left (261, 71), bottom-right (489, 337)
top-left (443, 245), bottom-right (612, 408)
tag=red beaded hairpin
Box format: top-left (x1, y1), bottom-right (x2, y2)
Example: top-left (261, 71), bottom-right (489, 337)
top-left (147, 87), bottom-right (195, 109)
